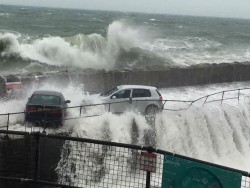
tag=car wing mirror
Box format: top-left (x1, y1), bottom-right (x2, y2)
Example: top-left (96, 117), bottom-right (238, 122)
top-left (65, 100), bottom-right (71, 104)
top-left (111, 95), bottom-right (116, 99)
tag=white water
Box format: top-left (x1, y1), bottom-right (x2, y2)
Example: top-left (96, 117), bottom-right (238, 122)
top-left (0, 21), bottom-right (147, 70)
top-left (1, 20), bottom-right (250, 72)
top-left (1, 81), bottom-right (250, 172)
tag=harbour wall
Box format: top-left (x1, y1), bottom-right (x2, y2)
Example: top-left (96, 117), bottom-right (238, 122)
top-left (1, 62), bottom-right (250, 95)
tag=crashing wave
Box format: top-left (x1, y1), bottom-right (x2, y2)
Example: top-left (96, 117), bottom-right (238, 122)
top-left (0, 21), bottom-right (149, 71)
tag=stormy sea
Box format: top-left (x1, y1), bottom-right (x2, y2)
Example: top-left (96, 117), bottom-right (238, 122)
top-left (0, 5), bottom-right (250, 75)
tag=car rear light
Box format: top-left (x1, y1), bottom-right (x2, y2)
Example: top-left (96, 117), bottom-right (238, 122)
top-left (159, 96), bottom-right (163, 101)
top-left (26, 106), bottom-right (36, 112)
top-left (51, 109), bottom-right (62, 114)
top-left (5, 82), bottom-right (22, 90)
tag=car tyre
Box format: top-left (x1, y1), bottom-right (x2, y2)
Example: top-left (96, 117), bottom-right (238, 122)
top-left (145, 105), bottom-right (158, 116)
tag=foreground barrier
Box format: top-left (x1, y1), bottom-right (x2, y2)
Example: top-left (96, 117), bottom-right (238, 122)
top-left (0, 130), bottom-right (249, 188)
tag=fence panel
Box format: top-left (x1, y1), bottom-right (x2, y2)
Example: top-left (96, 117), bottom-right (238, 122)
top-left (0, 131), bottom-right (250, 188)
top-left (55, 139), bottom-right (163, 188)
top-left (0, 132), bottom-right (36, 187)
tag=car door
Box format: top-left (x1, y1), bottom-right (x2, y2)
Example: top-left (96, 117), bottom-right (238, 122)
top-left (131, 89), bottom-right (152, 113)
top-left (109, 89), bottom-right (132, 113)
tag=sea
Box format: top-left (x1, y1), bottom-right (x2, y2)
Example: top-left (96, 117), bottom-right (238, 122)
top-left (0, 5), bottom-right (250, 75)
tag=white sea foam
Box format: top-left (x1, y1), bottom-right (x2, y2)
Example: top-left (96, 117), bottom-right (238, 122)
top-left (141, 36), bottom-right (250, 66)
top-left (1, 20), bottom-right (250, 70)
top-left (0, 13), bottom-right (12, 17)
top-left (0, 21), bottom-right (146, 70)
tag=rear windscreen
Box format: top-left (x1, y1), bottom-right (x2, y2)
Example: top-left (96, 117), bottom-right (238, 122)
top-left (5, 76), bottom-right (21, 83)
top-left (30, 95), bottom-right (61, 105)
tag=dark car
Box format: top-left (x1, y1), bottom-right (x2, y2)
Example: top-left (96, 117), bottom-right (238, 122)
top-left (25, 90), bottom-right (71, 126)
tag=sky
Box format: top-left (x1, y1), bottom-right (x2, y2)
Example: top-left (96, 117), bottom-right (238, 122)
top-left (1, 0), bottom-right (250, 19)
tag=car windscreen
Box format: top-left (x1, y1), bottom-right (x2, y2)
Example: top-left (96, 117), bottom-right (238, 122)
top-left (30, 94), bottom-right (61, 105)
top-left (100, 87), bottom-right (118, 97)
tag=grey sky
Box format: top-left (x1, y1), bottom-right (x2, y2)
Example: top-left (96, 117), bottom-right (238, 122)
top-left (1, 0), bottom-right (250, 19)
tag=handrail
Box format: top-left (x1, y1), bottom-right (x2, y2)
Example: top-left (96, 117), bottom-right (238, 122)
top-left (1, 87), bottom-right (250, 132)
top-left (192, 87), bottom-right (250, 104)
top-left (0, 99), bottom-right (192, 116)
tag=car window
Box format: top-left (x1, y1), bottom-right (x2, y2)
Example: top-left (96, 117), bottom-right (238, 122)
top-left (112, 89), bottom-right (131, 99)
top-left (30, 94), bottom-right (61, 105)
top-left (132, 89), bottom-right (151, 98)
top-left (100, 87), bottom-right (118, 96)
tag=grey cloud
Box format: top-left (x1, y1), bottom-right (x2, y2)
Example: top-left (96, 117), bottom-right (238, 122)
top-left (1, 0), bottom-right (250, 19)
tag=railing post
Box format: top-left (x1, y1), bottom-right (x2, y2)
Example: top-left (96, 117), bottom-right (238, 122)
top-left (4, 113), bottom-right (10, 139)
top-left (162, 100), bottom-right (167, 110)
top-left (43, 112), bottom-right (47, 134)
top-left (203, 96), bottom-right (208, 106)
top-left (6, 113), bottom-right (9, 131)
top-left (221, 91), bottom-right (224, 104)
top-left (80, 106), bottom-right (82, 117)
top-left (145, 146), bottom-right (156, 188)
top-left (238, 89), bottom-right (240, 102)
top-left (146, 171), bottom-right (151, 188)
top-left (108, 103), bottom-right (111, 112)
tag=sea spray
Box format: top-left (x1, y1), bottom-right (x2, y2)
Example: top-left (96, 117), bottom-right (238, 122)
top-left (1, 81), bottom-right (250, 171)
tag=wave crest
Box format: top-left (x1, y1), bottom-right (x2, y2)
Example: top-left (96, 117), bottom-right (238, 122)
top-left (0, 21), bottom-right (146, 70)
top-left (0, 33), bottom-right (20, 55)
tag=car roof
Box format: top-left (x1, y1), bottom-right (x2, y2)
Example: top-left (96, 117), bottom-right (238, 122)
top-left (32, 90), bottom-right (63, 97)
top-left (117, 85), bottom-right (157, 90)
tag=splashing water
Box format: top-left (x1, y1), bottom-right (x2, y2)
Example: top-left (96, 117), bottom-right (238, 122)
top-left (1, 81), bottom-right (250, 171)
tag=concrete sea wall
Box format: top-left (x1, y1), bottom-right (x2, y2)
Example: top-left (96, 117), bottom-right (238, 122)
top-left (1, 62), bottom-right (250, 95)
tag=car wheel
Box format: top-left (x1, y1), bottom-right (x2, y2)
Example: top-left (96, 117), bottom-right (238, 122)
top-left (145, 105), bottom-right (158, 116)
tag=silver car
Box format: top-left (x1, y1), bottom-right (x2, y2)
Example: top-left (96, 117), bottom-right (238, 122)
top-left (82, 85), bottom-right (163, 114)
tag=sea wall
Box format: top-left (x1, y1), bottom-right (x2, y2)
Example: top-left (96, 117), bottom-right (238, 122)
top-left (1, 62), bottom-right (250, 95)
top-left (0, 76), bottom-right (5, 97)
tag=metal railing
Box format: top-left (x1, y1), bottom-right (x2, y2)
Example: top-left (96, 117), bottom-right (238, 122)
top-left (1, 87), bottom-right (250, 132)
top-left (189, 87), bottom-right (250, 106)
top-left (0, 130), bottom-right (249, 188)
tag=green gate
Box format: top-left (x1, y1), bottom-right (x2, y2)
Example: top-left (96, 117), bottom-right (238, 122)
top-left (162, 155), bottom-right (242, 188)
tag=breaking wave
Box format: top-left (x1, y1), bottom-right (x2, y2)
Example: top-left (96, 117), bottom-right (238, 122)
top-left (0, 21), bottom-right (156, 72)
top-left (0, 20), bottom-right (250, 74)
